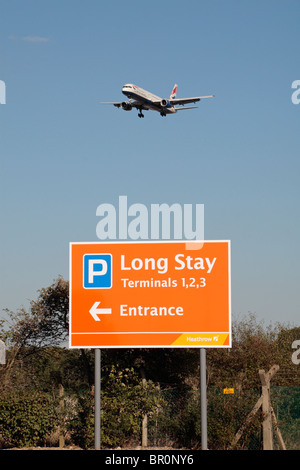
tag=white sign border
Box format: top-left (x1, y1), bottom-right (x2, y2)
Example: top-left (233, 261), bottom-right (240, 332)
top-left (69, 240), bottom-right (231, 349)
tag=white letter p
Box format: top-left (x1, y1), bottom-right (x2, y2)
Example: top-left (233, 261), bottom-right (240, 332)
top-left (88, 259), bottom-right (108, 283)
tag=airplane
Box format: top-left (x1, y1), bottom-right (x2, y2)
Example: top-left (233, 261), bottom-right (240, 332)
top-left (101, 83), bottom-right (214, 118)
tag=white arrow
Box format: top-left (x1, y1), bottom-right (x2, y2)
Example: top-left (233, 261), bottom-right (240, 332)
top-left (89, 301), bottom-right (112, 321)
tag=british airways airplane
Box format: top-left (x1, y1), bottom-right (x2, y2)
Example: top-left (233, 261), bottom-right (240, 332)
top-left (101, 83), bottom-right (214, 118)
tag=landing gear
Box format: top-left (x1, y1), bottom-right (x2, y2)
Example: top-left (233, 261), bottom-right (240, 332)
top-left (160, 111), bottom-right (166, 117)
top-left (138, 112), bottom-right (144, 118)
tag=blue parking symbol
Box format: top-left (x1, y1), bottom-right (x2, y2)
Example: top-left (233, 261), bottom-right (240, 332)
top-left (83, 254), bottom-right (112, 288)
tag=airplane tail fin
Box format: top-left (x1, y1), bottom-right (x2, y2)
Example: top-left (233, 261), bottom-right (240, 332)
top-left (169, 84), bottom-right (178, 100)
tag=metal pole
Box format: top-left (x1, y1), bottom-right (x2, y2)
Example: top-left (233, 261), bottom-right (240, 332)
top-left (95, 348), bottom-right (101, 450)
top-left (200, 348), bottom-right (208, 450)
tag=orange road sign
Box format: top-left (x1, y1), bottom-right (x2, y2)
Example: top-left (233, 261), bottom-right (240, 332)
top-left (69, 240), bottom-right (231, 348)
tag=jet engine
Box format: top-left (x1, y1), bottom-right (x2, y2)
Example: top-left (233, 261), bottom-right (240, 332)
top-left (160, 99), bottom-right (171, 107)
top-left (121, 102), bottom-right (132, 111)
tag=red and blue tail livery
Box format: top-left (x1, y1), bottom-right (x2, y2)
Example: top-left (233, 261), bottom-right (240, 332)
top-left (169, 84), bottom-right (178, 100)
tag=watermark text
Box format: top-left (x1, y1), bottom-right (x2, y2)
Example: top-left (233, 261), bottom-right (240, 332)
top-left (291, 80), bottom-right (300, 104)
top-left (292, 339), bottom-right (300, 365)
top-left (96, 196), bottom-right (204, 241)
top-left (0, 80), bottom-right (6, 104)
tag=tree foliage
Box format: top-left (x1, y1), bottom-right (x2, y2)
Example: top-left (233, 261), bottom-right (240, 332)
top-left (0, 391), bottom-right (58, 448)
top-left (67, 365), bottom-right (165, 449)
top-left (0, 277), bottom-right (299, 449)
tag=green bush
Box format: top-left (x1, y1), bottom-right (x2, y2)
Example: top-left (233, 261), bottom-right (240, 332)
top-left (68, 390), bottom-right (94, 449)
top-left (69, 365), bottom-right (164, 449)
top-left (0, 391), bottom-right (58, 448)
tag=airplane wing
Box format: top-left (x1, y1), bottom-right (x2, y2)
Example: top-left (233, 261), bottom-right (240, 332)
top-left (175, 106), bottom-right (198, 111)
top-left (170, 95), bottom-right (215, 106)
top-left (100, 101), bottom-right (123, 107)
top-left (100, 101), bottom-right (146, 110)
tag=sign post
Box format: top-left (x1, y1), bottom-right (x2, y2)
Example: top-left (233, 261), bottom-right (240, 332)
top-left (69, 240), bottom-right (231, 449)
top-left (94, 348), bottom-right (101, 450)
top-left (200, 348), bottom-right (208, 450)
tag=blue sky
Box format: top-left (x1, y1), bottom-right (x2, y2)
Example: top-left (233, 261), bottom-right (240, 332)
top-left (1, 0), bottom-right (299, 328)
